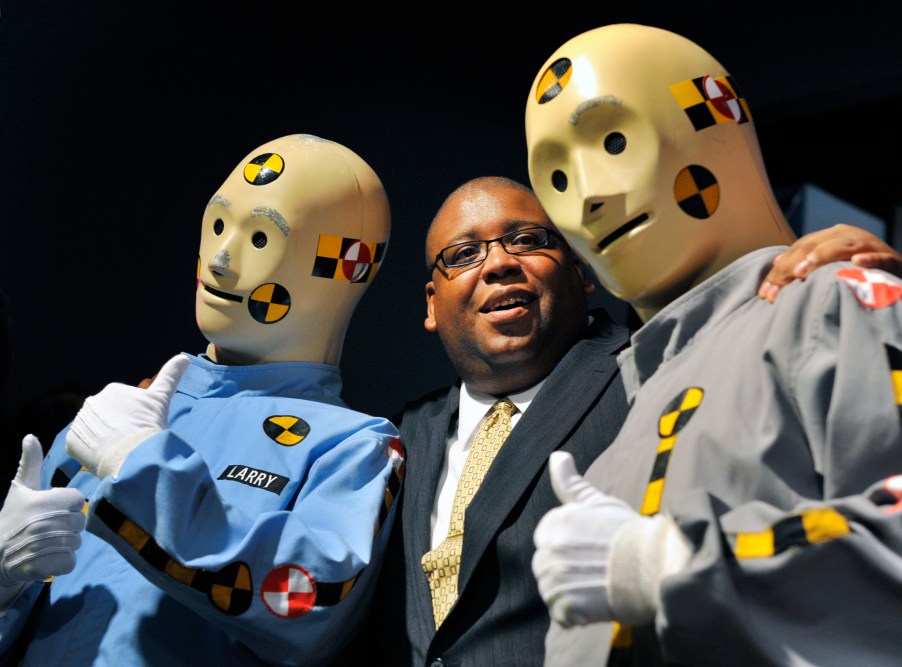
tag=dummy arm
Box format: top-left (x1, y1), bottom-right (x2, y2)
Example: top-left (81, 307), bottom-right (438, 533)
top-left (759, 224), bottom-right (902, 302)
top-left (65, 355), bottom-right (190, 478)
top-left (0, 435), bottom-right (85, 609)
top-left (532, 451), bottom-right (691, 627)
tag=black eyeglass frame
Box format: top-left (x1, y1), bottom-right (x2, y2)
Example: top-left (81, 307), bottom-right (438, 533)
top-left (430, 226), bottom-right (566, 274)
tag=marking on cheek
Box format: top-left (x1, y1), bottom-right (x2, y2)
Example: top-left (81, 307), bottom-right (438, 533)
top-left (248, 283), bottom-right (291, 323)
top-left (674, 165), bottom-right (720, 219)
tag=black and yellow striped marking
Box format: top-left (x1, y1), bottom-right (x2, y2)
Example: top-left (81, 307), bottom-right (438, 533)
top-left (674, 165), bottom-right (720, 219)
top-left (669, 74), bottom-right (751, 131)
top-left (243, 153), bottom-right (285, 185)
top-left (640, 387), bottom-right (704, 516)
top-left (312, 234), bottom-right (386, 284)
top-left (95, 499), bottom-right (253, 615)
top-left (248, 283), bottom-right (291, 324)
top-left (536, 57), bottom-right (572, 104)
top-left (263, 415), bottom-right (310, 446)
top-left (886, 344), bottom-right (902, 422)
top-left (731, 508), bottom-right (851, 559)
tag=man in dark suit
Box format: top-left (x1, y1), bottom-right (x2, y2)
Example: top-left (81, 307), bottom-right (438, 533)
top-left (357, 175), bottom-right (631, 666)
top-left (347, 176), bottom-right (899, 667)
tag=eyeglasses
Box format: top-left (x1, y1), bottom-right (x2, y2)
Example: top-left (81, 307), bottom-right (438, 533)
top-left (431, 226), bottom-right (564, 272)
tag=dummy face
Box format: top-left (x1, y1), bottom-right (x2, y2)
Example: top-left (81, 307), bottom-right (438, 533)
top-left (526, 24), bottom-right (775, 317)
top-left (196, 135), bottom-right (390, 365)
top-left (424, 181), bottom-right (594, 395)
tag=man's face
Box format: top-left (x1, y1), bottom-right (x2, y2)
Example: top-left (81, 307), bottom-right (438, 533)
top-left (425, 185), bottom-right (594, 394)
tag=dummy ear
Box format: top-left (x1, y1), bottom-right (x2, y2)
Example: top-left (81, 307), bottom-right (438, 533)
top-left (424, 281), bottom-right (438, 332)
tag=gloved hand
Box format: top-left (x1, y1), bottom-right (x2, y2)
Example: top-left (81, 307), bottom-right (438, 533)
top-left (0, 435), bottom-right (85, 590)
top-left (532, 451), bottom-right (691, 628)
top-left (66, 354), bottom-right (190, 479)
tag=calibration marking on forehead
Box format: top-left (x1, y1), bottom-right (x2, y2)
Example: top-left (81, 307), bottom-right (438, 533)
top-left (206, 194), bottom-right (231, 209)
top-left (536, 57), bottom-right (573, 104)
top-left (251, 206), bottom-right (290, 237)
top-left (244, 152), bottom-right (285, 185)
top-left (669, 75), bottom-right (750, 131)
top-left (569, 95), bottom-right (623, 127)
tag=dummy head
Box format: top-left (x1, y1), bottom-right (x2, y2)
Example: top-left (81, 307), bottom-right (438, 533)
top-left (525, 24), bottom-right (795, 321)
top-left (196, 134), bottom-right (390, 365)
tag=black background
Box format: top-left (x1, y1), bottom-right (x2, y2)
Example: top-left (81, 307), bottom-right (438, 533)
top-left (1, 2), bottom-right (901, 474)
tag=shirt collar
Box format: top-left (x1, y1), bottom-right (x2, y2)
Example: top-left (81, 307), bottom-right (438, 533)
top-left (457, 378), bottom-right (545, 446)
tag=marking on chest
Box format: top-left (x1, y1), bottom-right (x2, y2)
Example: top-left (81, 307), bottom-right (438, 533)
top-left (219, 465), bottom-right (289, 494)
top-left (263, 415), bottom-right (310, 446)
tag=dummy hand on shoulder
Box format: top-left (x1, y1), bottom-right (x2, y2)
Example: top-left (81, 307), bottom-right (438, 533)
top-left (532, 452), bottom-right (691, 628)
top-left (0, 435), bottom-right (86, 607)
top-left (65, 354), bottom-right (190, 479)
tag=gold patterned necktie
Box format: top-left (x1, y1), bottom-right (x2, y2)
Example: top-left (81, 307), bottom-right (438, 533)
top-left (421, 398), bottom-right (517, 628)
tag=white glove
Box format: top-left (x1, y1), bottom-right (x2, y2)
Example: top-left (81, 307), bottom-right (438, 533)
top-left (532, 451), bottom-right (691, 627)
top-left (0, 435), bottom-right (86, 591)
top-left (66, 354), bottom-right (190, 479)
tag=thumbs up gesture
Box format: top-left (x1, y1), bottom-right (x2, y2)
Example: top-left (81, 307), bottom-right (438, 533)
top-left (66, 354), bottom-right (190, 479)
top-left (532, 451), bottom-right (638, 627)
top-left (532, 451), bottom-right (691, 627)
top-left (0, 435), bottom-right (86, 587)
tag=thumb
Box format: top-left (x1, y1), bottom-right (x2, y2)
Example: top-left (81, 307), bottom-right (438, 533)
top-left (145, 354), bottom-right (190, 402)
top-left (15, 434), bottom-right (45, 490)
top-left (548, 451), bottom-right (602, 505)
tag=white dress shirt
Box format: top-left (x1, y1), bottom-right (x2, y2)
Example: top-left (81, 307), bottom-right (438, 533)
top-left (429, 379), bottom-right (546, 548)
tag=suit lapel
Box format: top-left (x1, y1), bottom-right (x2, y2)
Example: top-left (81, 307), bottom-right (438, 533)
top-left (455, 322), bottom-right (628, 594)
top-left (402, 383), bottom-right (460, 640)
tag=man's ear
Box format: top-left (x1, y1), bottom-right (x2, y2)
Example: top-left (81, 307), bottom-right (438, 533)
top-left (573, 255), bottom-right (597, 296)
top-left (424, 281), bottom-right (438, 332)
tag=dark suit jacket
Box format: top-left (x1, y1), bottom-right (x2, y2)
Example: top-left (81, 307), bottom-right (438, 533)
top-left (347, 309), bottom-right (631, 667)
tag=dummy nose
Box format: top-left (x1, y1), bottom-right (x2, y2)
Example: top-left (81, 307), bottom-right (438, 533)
top-left (208, 248), bottom-right (236, 277)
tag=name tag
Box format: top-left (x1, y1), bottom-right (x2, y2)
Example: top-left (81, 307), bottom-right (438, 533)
top-left (218, 465), bottom-right (289, 495)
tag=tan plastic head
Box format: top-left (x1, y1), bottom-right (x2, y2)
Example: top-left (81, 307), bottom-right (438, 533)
top-left (525, 24), bottom-right (795, 321)
top-left (196, 134), bottom-right (391, 365)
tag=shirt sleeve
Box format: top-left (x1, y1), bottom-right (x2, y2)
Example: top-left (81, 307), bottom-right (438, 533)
top-left (654, 266), bottom-right (902, 666)
top-left (86, 416), bottom-right (403, 667)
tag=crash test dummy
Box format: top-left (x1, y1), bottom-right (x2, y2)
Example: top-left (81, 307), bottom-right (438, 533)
top-left (0, 134), bottom-right (404, 666)
top-left (525, 24), bottom-right (902, 666)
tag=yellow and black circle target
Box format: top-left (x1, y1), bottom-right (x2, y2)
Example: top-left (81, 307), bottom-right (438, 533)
top-left (208, 561), bottom-right (253, 615)
top-left (244, 153), bottom-right (285, 185)
top-left (248, 283), bottom-right (291, 324)
top-left (263, 415), bottom-right (311, 446)
top-left (674, 165), bottom-right (720, 219)
top-left (536, 58), bottom-right (572, 104)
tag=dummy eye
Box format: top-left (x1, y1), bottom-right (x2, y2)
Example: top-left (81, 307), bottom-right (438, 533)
top-left (213, 219), bottom-right (224, 235)
top-left (252, 232), bottom-right (268, 249)
top-left (604, 132), bottom-right (626, 155)
top-left (551, 170), bottom-right (568, 193)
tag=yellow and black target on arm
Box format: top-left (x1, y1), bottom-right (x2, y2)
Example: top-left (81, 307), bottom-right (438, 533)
top-left (886, 344), bottom-right (902, 423)
top-left (641, 387), bottom-right (704, 516)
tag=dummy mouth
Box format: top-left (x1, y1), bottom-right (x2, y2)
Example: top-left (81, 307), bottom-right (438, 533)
top-left (204, 285), bottom-right (244, 303)
top-left (594, 213), bottom-right (650, 254)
